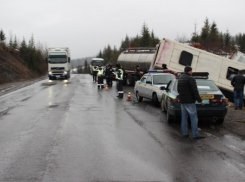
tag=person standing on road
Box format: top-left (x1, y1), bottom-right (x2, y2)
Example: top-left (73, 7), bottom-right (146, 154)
top-left (177, 66), bottom-right (205, 139)
top-left (231, 70), bottom-right (245, 110)
top-left (92, 66), bottom-right (98, 82)
top-left (134, 65), bottom-right (141, 84)
top-left (115, 64), bottom-right (124, 98)
top-left (97, 66), bottom-right (104, 89)
top-left (104, 65), bottom-right (113, 87)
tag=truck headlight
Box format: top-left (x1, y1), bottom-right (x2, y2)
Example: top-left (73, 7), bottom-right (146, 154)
top-left (64, 71), bottom-right (67, 74)
top-left (49, 71), bottom-right (52, 75)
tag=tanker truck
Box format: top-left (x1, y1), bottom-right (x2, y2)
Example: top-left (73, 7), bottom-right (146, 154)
top-left (46, 47), bottom-right (71, 80)
top-left (117, 47), bottom-right (157, 85)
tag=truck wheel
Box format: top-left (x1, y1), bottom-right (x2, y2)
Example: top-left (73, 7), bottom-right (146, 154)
top-left (161, 100), bottom-right (166, 112)
top-left (136, 92), bottom-right (143, 102)
top-left (152, 94), bottom-right (159, 107)
top-left (126, 75), bottom-right (134, 86)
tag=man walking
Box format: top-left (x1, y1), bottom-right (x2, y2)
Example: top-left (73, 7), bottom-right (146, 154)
top-left (177, 66), bottom-right (205, 139)
top-left (231, 70), bottom-right (245, 110)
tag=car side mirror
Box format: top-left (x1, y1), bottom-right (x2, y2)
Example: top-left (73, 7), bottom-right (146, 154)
top-left (160, 86), bottom-right (166, 90)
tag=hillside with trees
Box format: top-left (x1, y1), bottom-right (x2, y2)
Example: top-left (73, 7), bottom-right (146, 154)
top-left (0, 29), bottom-right (47, 84)
top-left (190, 18), bottom-right (245, 57)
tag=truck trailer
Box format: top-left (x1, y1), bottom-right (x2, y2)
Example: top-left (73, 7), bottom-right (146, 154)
top-left (46, 47), bottom-right (71, 80)
top-left (117, 47), bottom-right (156, 85)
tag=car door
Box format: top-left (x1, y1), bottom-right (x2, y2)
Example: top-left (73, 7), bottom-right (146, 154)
top-left (137, 75), bottom-right (147, 97)
top-left (145, 75), bottom-right (153, 99)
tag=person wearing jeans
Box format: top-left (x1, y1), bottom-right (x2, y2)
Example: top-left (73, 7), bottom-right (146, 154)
top-left (181, 103), bottom-right (200, 137)
top-left (177, 66), bottom-right (205, 139)
top-left (231, 70), bottom-right (245, 110)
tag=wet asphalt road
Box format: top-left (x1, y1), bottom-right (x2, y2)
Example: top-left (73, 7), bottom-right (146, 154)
top-left (0, 74), bottom-right (244, 182)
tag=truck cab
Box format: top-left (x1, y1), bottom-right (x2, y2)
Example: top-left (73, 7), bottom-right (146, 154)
top-left (47, 47), bottom-right (71, 80)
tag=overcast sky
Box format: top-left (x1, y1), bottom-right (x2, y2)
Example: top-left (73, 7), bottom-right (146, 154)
top-left (1, 0), bottom-right (245, 59)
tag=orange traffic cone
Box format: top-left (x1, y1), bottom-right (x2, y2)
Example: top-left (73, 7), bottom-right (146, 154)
top-left (105, 84), bottom-right (109, 91)
top-left (126, 92), bottom-right (132, 101)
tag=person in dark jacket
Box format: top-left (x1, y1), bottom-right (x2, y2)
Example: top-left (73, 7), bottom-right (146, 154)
top-left (104, 65), bottom-right (113, 87)
top-left (134, 65), bottom-right (141, 83)
top-left (177, 66), bottom-right (205, 139)
top-left (231, 70), bottom-right (245, 110)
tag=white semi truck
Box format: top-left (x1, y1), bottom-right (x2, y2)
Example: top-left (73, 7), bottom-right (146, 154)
top-left (46, 47), bottom-right (71, 80)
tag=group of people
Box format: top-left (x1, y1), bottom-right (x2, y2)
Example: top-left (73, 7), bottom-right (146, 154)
top-left (92, 62), bottom-right (245, 140)
top-left (92, 64), bottom-right (114, 88)
top-left (92, 64), bottom-right (124, 98)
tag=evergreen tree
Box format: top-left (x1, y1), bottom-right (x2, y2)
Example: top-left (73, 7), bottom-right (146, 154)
top-left (130, 35), bottom-right (140, 47)
top-left (120, 35), bottom-right (130, 50)
top-left (208, 22), bottom-right (220, 52)
top-left (97, 50), bottom-right (103, 58)
top-left (13, 35), bottom-right (18, 49)
top-left (28, 34), bottom-right (35, 49)
top-left (224, 29), bottom-right (231, 47)
top-left (150, 30), bottom-right (160, 47)
top-left (140, 23), bottom-right (150, 47)
top-left (200, 18), bottom-right (210, 49)
top-left (9, 37), bottom-right (13, 47)
top-left (0, 29), bottom-right (6, 44)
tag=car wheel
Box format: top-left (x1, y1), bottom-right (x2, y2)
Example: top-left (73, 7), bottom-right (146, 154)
top-left (161, 99), bottom-right (166, 112)
top-left (153, 93), bottom-right (159, 107)
top-left (216, 118), bottom-right (224, 124)
top-left (136, 91), bottom-right (143, 102)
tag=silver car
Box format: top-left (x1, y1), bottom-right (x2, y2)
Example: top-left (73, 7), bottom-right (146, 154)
top-left (134, 73), bottom-right (175, 106)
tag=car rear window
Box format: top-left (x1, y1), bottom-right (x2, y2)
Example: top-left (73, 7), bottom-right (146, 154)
top-left (153, 75), bottom-right (174, 85)
top-left (173, 79), bottom-right (220, 91)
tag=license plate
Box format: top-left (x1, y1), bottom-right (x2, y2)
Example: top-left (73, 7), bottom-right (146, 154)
top-left (200, 94), bottom-right (214, 99)
top-left (196, 100), bottom-right (210, 104)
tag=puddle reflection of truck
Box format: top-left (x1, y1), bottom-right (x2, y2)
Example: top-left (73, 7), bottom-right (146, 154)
top-left (46, 47), bottom-right (71, 80)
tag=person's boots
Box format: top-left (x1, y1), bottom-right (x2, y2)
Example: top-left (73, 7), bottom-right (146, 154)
top-left (119, 93), bottom-right (123, 98)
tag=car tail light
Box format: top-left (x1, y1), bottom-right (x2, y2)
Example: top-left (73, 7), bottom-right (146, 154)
top-left (210, 98), bottom-right (228, 104)
top-left (172, 98), bottom-right (180, 103)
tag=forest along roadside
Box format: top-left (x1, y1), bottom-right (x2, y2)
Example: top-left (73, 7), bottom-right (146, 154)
top-left (0, 78), bottom-right (244, 141)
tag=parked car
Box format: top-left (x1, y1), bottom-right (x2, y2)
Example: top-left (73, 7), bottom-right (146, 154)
top-left (134, 72), bottom-right (175, 106)
top-left (160, 72), bottom-right (228, 123)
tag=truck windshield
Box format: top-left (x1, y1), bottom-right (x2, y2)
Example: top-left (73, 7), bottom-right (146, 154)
top-left (91, 60), bottom-right (104, 66)
top-left (49, 52), bottom-right (67, 63)
top-left (49, 57), bottom-right (67, 63)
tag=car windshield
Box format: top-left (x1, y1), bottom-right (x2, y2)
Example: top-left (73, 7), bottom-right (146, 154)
top-left (153, 75), bottom-right (174, 84)
top-left (173, 79), bottom-right (220, 91)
